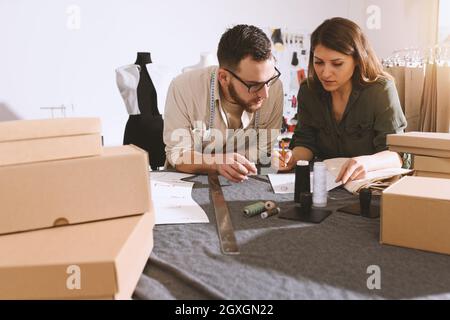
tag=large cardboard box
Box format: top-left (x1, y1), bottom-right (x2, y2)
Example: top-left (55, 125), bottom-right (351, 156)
top-left (387, 132), bottom-right (450, 158)
top-left (0, 118), bottom-right (102, 166)
top-left (0, 212), bottom-right (154, 299)
top-left (0, 145), bottom-right (150, 235)
top-left (381, 176), bottom-right (450, 255)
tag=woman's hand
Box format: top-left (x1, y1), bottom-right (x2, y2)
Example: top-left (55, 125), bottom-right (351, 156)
top-left (272, 149), bottom-right (295, 172)
top-left (335, 157), bottom-right (368, 184)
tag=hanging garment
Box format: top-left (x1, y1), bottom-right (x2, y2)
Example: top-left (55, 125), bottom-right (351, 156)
top-left (436, 64), bottom-right (450, 133)
top-left (404, 66), bottom-right (425, 132)
top-left (116, 61), bottom-right (166, 170)
top-left (297, 69), bottom-right (306, 83)
top-left (420, 63), bottom-right (438, 132)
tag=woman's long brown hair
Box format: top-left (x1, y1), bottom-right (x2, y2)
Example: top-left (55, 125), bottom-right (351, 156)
top-left (307, 17), bottom-right (392, 89)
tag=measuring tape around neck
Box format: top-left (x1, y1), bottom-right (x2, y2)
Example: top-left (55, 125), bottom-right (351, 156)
top-left (208, 70), bottom-right (260, 132)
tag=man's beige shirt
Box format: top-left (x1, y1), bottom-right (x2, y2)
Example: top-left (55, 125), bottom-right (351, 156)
top-left (163, 66), bottom-right (283, 167)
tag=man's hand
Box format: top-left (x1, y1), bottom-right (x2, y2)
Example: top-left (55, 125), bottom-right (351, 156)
top-left (335, 157), bottom-right (368, 184)
top-left (215, 153), bottom-right (257, 183)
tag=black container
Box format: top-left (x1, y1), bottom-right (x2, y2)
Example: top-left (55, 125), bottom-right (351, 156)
top-left (300, 192), bottom-right (312, 214)
top-left (294, 161), bottom-right (310, 203)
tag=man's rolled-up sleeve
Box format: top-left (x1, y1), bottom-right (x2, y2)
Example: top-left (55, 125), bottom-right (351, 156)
top-left (163, 79), bottom-right (194, 167)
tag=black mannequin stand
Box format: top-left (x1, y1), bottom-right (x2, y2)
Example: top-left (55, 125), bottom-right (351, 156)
top-left (123, 52), bottom-right (166, 170)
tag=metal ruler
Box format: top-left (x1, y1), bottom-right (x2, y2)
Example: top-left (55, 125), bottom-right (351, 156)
top-left (208, 172), bottom-right (240, 255)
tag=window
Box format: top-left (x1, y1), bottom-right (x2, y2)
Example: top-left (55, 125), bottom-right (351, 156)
top-left (438, 0), bottom-right (450, 43)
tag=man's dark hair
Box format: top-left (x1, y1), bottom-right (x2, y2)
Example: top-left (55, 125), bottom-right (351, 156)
top-left (217, 24), bottom-right (272, 71)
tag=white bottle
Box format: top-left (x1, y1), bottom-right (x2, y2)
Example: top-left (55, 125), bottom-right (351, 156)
top-left (313, 162), bottom-right (327, 207)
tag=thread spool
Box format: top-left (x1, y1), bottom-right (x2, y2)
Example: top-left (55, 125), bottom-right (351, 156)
top-left (295, 160), bottom-right (310, 203)
top-left (261, 207), bottom-right (281, 219)
top-left (264, 201), bottom-right (276, 210)
top-left (300, 192), bottom-right (312, 214)
top-left (312, 162), bottom-right (327, 208)
top-left (243, 202), bottom-right (266, 217)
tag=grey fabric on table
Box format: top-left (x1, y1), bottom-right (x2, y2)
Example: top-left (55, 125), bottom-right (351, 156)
top-left (134, 175), bottom-right (450, 300)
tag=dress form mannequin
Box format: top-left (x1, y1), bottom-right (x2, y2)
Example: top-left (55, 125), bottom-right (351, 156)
top-left (134, 52), bottom-right (158, 115)
top-left (123, 52), bottom-right (166, 170)
top-left (182, 52), bottom-right (215, 73)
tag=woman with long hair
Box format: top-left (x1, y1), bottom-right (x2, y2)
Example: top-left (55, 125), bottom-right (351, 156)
top-left (276, 17), bottom-right (407, 183)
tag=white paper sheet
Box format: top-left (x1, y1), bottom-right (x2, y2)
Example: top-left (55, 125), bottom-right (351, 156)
top-left (149, 171), bottom-right (195, 182)
top-left (150, 172), bottom-right (209, 225)
top-left (268, 171), bottom-right (342, 194)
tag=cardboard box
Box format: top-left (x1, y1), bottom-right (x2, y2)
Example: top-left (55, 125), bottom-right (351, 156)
top-left (0, 118), bottom-right (103, 167)
top-left (415, 171), bottom-right (450, 179)
top-left (381, 176), bottom-right (450, 255)
top-left (0, 145), bottom-right (150, 235)
top-left (413, 155), bottom-right (450, 174)
top-left (387, 132), bottom-right (450, 158)
top-left (0, 212), bottom-right (154, 299)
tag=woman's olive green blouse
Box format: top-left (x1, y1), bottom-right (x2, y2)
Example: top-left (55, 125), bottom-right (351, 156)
top-left (290, 78), bottom-right (407, 161)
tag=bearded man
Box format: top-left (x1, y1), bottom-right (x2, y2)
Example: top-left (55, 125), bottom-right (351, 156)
top-left (163, 24), bottom-right (283, 182)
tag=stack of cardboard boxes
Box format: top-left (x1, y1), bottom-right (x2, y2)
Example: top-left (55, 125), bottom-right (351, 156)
top-left (0, 118), bottom-right (154, 299)
top-left (380, 132), bottom-right (450, 255)
top-left (387, 132), bottom-right (450, 179)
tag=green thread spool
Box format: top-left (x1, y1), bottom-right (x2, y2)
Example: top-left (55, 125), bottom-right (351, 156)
top-left (243, 202), bottom-right (266, 217)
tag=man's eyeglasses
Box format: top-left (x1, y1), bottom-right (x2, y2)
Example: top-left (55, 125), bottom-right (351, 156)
top-left (224, 67), bottom-right (281, 94)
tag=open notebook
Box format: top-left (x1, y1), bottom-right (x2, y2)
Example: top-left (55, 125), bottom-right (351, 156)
top-left (323, 158), bottom-right (412, 194)
top-left (269, 158), bottom-right (412, 195)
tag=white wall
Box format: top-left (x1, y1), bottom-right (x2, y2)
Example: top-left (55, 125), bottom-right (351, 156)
top-left (0, 0), bottom-right (439, 146)
top-left (439, 0), bottom-right (450, 42)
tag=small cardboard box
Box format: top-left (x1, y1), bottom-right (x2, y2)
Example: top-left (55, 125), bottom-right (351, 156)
top-left (414, 155), bottom-right (450, 174)
top-left (415, 171), bottom-right (450, 179)
top-left (387, 132), bottom-right (450, 158)
top-left (381, 176), bottom-right (450, 255)
top-left (0, 145), bottom-right (150, 235)
top-left (0, 212), bottom-right (154, 299)
top-left (0, 118), bottom-right (103, 167)
top-left (413, 155), bottom-right (450, 179)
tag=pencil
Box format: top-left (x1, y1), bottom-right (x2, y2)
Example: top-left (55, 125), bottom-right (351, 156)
top-left (281, 145), bottom-right (286, 167)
